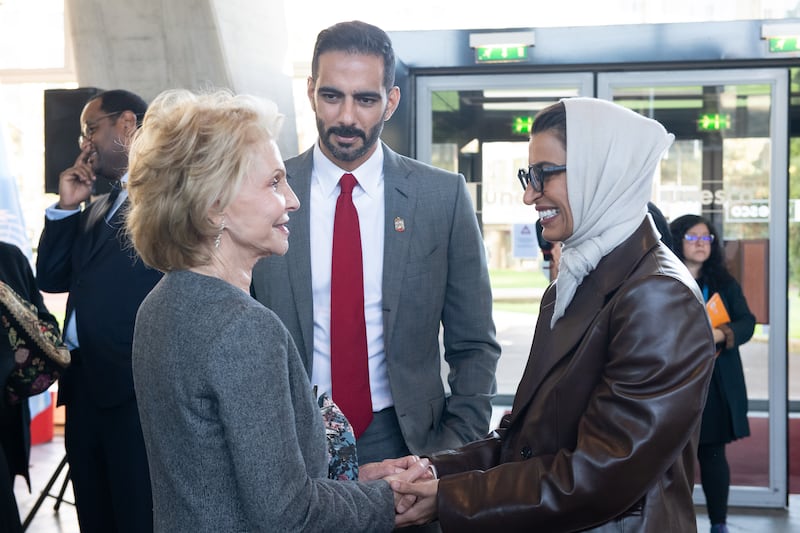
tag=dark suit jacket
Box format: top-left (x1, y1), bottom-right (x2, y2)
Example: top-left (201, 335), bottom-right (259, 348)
top-left (252, 143), bottom-right (500, 455)
top-left (429, 217), bottom-right (716, 532)
top-left (36, 196), bottom-right (162, 408)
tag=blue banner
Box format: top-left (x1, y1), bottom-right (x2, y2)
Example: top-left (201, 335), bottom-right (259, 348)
top-left (0, 125), bottom-right (31, 261)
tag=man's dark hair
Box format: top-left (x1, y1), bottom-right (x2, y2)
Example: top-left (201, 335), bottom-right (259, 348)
top-left (311, 20), bottom-right (396, 90)
top-left (89, 89), bottom-right (148, 127)
top-left (647, 201), bottom-right (673, 249)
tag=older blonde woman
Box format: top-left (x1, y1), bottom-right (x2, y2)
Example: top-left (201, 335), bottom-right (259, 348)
top-left (393, 98), bottom-right (716, 532)
top-left (126, 89), bottom-right (427, 533)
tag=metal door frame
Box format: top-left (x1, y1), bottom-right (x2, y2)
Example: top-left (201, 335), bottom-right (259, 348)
top-left (415, 68), bottom-right (789, 508)
top-left (415, 73), bottom-right (594, 165)
top-left (599, 68), bottom-right (789, 508)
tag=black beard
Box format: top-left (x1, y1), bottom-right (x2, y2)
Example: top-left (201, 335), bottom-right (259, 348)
top-left (317, 120), bottom-right (384, 163)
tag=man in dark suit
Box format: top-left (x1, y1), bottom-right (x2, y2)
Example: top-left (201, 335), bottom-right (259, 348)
top-left (36, 89), bottom-right (161, 533)
top-left (252, 21), bottom-right (500, 466)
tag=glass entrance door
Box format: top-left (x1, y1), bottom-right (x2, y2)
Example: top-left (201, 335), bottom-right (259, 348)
top-left (416, 67), bottom-right (789, 509)
top-left (599, 69), bottom-right (790, 508)
top-left (415, 73), bottom-right (593, 403)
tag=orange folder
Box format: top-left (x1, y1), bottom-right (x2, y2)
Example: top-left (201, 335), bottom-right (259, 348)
top-left (706, 292), bottom-right (731, 328)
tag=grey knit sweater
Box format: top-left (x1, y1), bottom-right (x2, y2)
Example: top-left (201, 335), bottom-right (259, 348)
top-left (132, 270), bottom-right (394, 532)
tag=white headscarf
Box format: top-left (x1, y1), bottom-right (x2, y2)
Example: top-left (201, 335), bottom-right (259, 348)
top-left (551, 98), bottom-right (674, 328)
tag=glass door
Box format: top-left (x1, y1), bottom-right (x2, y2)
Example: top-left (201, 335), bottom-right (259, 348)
top-left (417, 68), bottom-right (789, 508)
top-left (598, 69), bottom-right (789, 508)
top-left (415, 73), bottom-right (593, 407)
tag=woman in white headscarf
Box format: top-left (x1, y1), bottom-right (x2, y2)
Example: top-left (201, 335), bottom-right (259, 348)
top-left (392, 98), bottom-right (717, 532)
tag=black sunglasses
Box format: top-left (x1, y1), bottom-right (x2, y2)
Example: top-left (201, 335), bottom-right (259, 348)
top-left (517, 164), bottom-right (567, 192)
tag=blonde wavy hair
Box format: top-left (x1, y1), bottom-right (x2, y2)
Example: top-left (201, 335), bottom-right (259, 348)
top-left (126, 89), bottom-right (283, 272)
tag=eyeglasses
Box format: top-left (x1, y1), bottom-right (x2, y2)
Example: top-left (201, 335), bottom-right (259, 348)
top-left (78, 111), bottom-right (122, 146)
top-left (684, 234), bottom-right (715, 243)
top-left (517, 164), bottom-right (567, 192)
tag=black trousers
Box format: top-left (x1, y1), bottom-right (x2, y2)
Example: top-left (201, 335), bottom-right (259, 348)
top-left (697, 442), bottom-right (730, 525)
top-left (0, 433), bottom-right (22, 533)
top-left (64, 376), bottom-right (153, 533)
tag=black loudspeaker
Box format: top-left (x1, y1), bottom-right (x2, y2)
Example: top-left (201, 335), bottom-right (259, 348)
top-left (44, 87), bottom-right (103, 194)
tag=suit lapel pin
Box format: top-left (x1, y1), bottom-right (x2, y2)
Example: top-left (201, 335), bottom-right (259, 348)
top-left (394, 217), bottom-right (405, 232)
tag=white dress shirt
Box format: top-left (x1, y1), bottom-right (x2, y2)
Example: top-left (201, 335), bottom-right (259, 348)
top-left (309, 144), bottom-right (392, 411)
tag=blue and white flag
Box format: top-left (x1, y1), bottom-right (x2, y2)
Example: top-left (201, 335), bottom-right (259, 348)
top-left (0, 124), bottom-right (32, 261)
top-left (28, 390), bottom-right (53, 421)
top-left (0, 125), bottom-right (51, 420)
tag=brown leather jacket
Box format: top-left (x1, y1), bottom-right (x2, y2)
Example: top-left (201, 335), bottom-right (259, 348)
top-left (430, 217), bottom-right (715, 532)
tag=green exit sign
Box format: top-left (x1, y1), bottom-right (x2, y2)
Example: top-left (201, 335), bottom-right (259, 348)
top-left (476, 46), bottom-right (528, 63)
top-left (512, 116), bottom-right (534, 135)
top-left (697, 113), bottom-right (731, 132)
top-left (769, 37), bottom-right (800, 52)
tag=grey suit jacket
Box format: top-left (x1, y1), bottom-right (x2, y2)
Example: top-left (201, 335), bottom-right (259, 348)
top-left (252, 142), bottom-right (500, 455)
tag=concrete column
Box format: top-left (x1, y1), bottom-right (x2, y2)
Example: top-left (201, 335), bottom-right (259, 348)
top-left (65, 0), bottom-right (297, 156)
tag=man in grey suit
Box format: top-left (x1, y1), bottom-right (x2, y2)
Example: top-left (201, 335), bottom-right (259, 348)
top-left (252, 20), bottom-right (500, 465)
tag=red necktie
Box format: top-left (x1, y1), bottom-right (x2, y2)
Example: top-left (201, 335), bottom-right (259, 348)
top-left (330, 173), bottom-right (373, 438)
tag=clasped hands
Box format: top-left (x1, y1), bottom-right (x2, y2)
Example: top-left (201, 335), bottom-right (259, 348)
top-left (359, 455), bottom-right (439, 528)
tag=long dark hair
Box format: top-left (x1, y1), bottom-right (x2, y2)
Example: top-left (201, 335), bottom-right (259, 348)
top-left (669, 214), bottom-right (734, 291)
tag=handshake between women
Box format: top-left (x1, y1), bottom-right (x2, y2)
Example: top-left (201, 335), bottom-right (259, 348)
top-left (359, 455), bottom-right (440, 528)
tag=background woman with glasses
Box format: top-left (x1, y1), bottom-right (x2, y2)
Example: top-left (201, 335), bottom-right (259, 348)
top-left (669, 214), bottom-right (756, 533)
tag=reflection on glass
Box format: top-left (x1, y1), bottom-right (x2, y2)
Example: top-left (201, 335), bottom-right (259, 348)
top-left (430, 87), bottom-right (580, 398)
top-left (613, 81), bottom-right (773, 490)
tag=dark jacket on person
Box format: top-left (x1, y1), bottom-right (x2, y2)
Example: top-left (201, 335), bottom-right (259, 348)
top-left (698, 276), bottom-right (755, 444)
top-left (1, 242), bottom-right (59, 532)
top-left (0, 242), bottom-right (54, 484)
top-left (428, 217), bottom-right (716, 532)
top-left (36, 197), bottom-right (162, 408)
